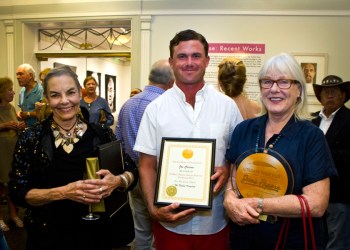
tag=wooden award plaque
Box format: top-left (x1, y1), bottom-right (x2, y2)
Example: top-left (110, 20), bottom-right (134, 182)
top-left (233, 149), bottom-right (294, 199)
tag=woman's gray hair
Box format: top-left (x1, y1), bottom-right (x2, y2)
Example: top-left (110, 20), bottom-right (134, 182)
top-left (258, 53), bottom-right (311, 120)
top-left (43, 66), bottom-right (81, 97)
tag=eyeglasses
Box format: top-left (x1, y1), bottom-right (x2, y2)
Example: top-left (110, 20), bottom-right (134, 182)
top-left (259, 79), bottom-right (300, 89)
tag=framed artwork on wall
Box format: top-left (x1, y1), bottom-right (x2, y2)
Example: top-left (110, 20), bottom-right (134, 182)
top-left (53, 62), bottom-right (77, 73)
top-left (291, 53), bottom-right (328, 96)
top-left (105, 74), bottom-right (117, 113)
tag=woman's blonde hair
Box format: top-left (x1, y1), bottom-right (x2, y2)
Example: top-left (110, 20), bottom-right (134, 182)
top-left (218, 57), bottom-right (247, 97)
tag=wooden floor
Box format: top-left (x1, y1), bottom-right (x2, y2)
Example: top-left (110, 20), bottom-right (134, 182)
top-left (1, 203), bottom-right (131, 250)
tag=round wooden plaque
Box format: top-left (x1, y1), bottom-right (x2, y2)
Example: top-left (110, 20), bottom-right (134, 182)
top-left (233, 149), bottom-right (294, 198)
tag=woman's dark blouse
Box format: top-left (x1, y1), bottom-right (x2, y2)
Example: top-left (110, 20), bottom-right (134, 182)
top-left (8, 117), bottom-right (138, 250)
top-left (225, 115), bottom-right (337, 250)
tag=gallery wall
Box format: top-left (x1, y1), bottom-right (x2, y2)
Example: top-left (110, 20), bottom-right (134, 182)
top-left (40, 57), bottom-right (131, 114)
top-left (149, 15), bottom-right (350, 110)
top-left (2, 1), bottom-right (350, 112)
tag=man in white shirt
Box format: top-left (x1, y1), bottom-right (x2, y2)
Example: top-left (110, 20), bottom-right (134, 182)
top-left (134, 29), bottom-right (242, 250)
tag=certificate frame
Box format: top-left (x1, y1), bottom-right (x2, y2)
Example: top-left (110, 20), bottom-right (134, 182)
top-left (154, 137), bottom-right (216, 209)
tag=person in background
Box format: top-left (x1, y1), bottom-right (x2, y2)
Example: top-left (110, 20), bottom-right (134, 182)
top-left (129, 88), bottom-right (142, 98)
top-left (134, 29), bottom-right (242, 250)
top-left (0, 77), bottom-right (26, 231)
top-left (8, 67), bottom-right (138, 250)
top-left (35, 68), bottom-right (52, 122)
top-left (16, 64), bottom-right (43, 127)
top-left (224, 53), bottom-right (336, 249)
top-left (116, 59), bottom-right (174, 250)
top-left (218, 57), bottom-right (261, 119)
top-left (39, 68), bottom-right (51, 83)
top-left (312, 75), bottom-right (350, 249)
top-left (80, 76), bottom-right (114, 126)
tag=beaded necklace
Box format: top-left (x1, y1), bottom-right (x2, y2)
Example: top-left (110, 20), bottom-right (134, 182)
top-left (256, 128), bottom-right (282, 153)
top-left (51, 116), bottom-right (85, 154)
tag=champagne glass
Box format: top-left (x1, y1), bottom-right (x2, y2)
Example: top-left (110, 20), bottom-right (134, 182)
top-left (82, 157), bottom-right (100, 220)
top-left (82, 203), bottom-right (100, 220)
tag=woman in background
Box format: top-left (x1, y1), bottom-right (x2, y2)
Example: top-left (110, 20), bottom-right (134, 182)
top-left (129, 87), bottom-right (142, 97)
top-left (80, 76), bottom-right (114, 126)
top-left (0, 77), bottom-right (26, 231)
top-left (39, 68), bottom-right (51, 84)
top-left (218, 57), bottom-right (261, 119)
top-left (35, 68), bottom-right (52, 122)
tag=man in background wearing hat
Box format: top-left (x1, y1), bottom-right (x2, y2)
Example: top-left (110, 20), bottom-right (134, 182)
top-left (312, 75), bottom-right (350, 250)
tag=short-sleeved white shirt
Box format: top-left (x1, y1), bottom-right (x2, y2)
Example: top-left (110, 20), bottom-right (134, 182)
top-left (134, 83), bottom-right (243, 235)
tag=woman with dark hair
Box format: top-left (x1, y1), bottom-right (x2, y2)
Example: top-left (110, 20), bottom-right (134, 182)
top-left (9, 67), bottom-right (137, 250)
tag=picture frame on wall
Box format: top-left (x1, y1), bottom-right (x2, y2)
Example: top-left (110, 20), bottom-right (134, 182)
top-left (105, 74), bottom-right (117, 113)
top-left (53, 62), bottom-right (77, 73)
top-left (291, 53), bottom-right (328, 97)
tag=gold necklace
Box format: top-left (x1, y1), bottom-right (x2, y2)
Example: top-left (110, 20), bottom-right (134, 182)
top-left (51, 116), bottom-right (84, 154)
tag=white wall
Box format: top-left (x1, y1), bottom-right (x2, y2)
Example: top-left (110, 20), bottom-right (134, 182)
top-left (151, 15), bottom-right (350, 78)
top-left (40, 57), bottom-right (131, 114)
top-left (2, 1), bottom-right (350, 112)
top-left (150, 15), bottom-right (350, 111)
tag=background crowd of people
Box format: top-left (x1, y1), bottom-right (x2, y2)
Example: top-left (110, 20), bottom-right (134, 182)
top-left (0, 29), bottom-right (349, 250)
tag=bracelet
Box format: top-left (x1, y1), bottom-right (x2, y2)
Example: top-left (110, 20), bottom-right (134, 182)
top-left (119, 174), bottom-right (129, 187)
top-left (124, 171), bottom-right (134, 185)
top-left (116, 174), bottom-right (129, 192)
top-left (258, 198), bottom-right (264, 213)
top-left (225, 187), bottom-right (233, 192)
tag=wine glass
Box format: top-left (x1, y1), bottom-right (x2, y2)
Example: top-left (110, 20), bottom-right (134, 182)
top-left (82, 203), bottom-right (100, 220)
top-left (82, 157), bottom-right (100, 220)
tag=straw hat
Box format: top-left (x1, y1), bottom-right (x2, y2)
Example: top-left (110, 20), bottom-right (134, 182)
top-left (312, 75), bottom-right (350, 102)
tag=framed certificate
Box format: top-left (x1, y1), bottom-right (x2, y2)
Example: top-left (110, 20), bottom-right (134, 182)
top-left (154, 137), bottom-right (216, 209)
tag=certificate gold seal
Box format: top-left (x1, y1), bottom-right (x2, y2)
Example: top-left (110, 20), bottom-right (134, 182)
top-left (166, 185), bottom-right (177, 197)
top-left (182, 149), bottom-right (193, 159)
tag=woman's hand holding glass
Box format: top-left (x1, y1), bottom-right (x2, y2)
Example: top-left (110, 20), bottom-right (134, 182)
top-left (63, 180), bottom-right (102, 204)
top-left (84, 169), bottom-right (124, 199)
